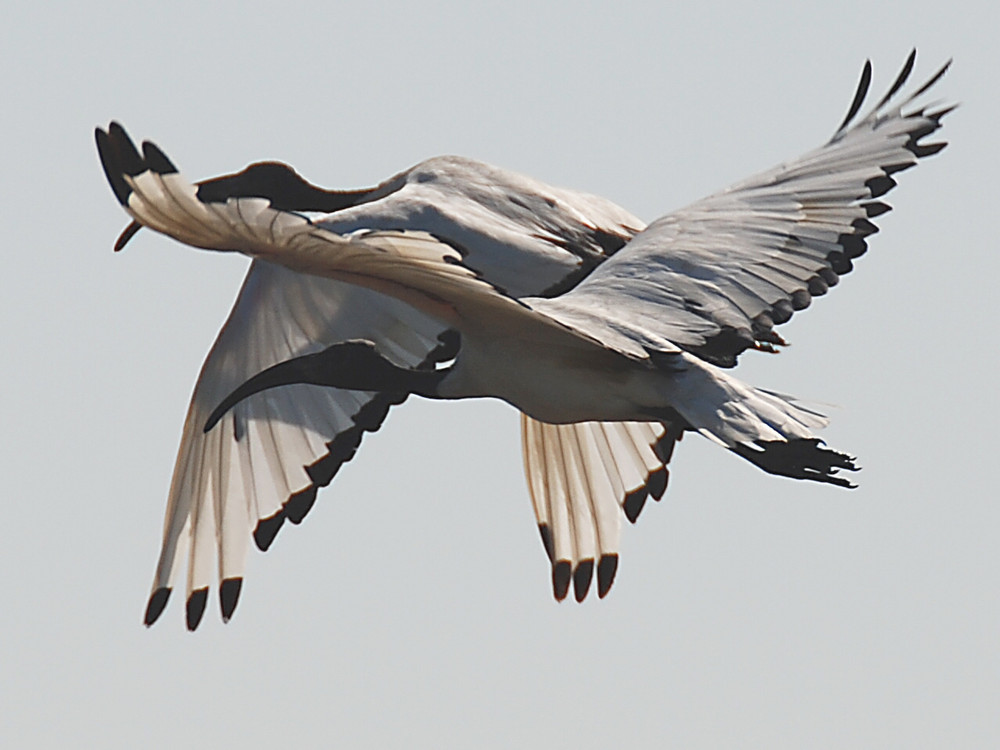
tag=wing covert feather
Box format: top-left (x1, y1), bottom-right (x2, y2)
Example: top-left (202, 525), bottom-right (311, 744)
top-left (535, 55), bottom-right (952, 366)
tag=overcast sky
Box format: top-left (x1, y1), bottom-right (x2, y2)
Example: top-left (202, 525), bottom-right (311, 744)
top-left (2, 1), bottom-right (997, 747)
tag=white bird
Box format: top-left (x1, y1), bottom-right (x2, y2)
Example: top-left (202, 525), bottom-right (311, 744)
top-left (98, 52), bottom-right (951, 630)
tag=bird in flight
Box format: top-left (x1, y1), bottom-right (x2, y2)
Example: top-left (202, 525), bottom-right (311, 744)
top-left (97, 52), bottom-right (951, 630)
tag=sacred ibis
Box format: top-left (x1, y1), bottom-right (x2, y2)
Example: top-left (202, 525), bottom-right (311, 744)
top-left (97, 52), bottom-right (951, 629)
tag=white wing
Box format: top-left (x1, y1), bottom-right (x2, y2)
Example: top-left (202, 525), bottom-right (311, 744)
top-left (522, 417), bottom-right (683, 601)
top-left (532, 53), bottom-right (953, 367)
top-left (97, 125), bottom-right (657, 626)
top-left (147, 263), bottom-right (453, 628)
top-left (98, 53), bottom-right (951, 628)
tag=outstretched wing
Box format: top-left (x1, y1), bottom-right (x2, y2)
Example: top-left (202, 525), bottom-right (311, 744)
top-left (522, 417), bottom-right (682, 602)
top-left (97, 125), bottom-right (512, 628)
top-left (98, 124), bottom-right (658, 626)
top-left (150, 263), bottom-right (453, 630)
top-left (533, 52), bottom-right (953, 367)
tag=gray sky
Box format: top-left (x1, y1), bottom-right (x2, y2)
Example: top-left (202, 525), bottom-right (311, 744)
top-left (3, 1), bottom-right (997, 747)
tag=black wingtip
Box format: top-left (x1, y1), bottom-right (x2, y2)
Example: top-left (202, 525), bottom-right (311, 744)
top-left (284, 487), bottom-right (318, 525)
top-left (861, 201), bottom-right (892, 218)
top-left (107, 121), bottom-right (144, 176)
top-left (186, 588), bottom-right (208, 631)
top-left (573, 559), bottom-right (594, 603)
top-left (552, 560), bottom-right (572, 601)
top-left (597, 554), bottom-right (618, 598)
top-left (653, 426), bottom-right (681, 463)
top-left (143, 587), bottom-right (171, 627)
top-left (96, 125), bottom-right (133, 205)
top-left (623, 487), bottom-right (647, 524)
top-left (834, 59), bottom-right (873, 136)
top-left (220, 578), bottom-right (243, 622)
top-left (647, 466), bottom-right (669, 501)
top-left (538, 523), bottom-right (555, 563)
top-left (113, 220), bottom-right (142, 252)
top-left (254, 512), bottom-right (285, 551)
top-left (141, 140), bottom-right (178, 175)
top-left (865, 174), bottom-right (897, 198)
top-left (873, 49), bottom-right (917, 111)
top-left (909, 141), bottom-right (947, 158)
top-left (909, 58), bottom-right (952, 101)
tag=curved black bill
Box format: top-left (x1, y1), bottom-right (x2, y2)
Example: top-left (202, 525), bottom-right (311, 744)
top-left (204, 354), bottom-right (325, 432)
top-left (203, 340), bottom-right (444, 433)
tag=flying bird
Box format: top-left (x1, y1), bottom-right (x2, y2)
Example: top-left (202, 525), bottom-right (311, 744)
top-left (97, 52), bottom-right (951, 630)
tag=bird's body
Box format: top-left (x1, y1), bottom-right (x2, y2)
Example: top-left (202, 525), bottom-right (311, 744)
top-left (315, 155), bottom-right (641, 296)
top-left (97, 52), bottom-right (952, 628)
top-left (439, 335), bottom-right (650, 424)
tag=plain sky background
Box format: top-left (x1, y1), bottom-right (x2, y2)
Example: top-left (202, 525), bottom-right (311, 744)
top-left (2, 1), bottom-right (997, 747)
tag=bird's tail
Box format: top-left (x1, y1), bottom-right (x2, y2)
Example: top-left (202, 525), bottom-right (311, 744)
top-left (662, 356), bottom-right (858, 487)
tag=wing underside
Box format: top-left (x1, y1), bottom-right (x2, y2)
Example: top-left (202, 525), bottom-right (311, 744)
top-left (97, 124), bottom-right (656, 627)
top-left (97, 54), bottom-right (950, 627)
top-left (536, 53), bottom-right (952, 367)
top-left (522, 417), bottom-right (682, 602)
top-left (146, 261), bottom-right (452, 629)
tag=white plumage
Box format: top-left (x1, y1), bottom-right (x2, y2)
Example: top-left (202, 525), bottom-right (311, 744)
top-left (97, 51), bottom-right (951, 628)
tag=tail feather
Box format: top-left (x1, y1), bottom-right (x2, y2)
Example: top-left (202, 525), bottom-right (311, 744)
top-left (664, 355), bottom-right (859, 487)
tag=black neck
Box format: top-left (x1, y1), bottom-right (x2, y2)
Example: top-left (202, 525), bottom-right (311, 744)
top-left (195, 161), bottom-right (380, 213)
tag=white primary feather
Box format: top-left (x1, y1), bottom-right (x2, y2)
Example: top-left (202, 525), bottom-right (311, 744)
top-left (97, 125), bottom-right (650, 627)
top-left (148, 261), bottom-right (449, 626)
top-left (96, 52), bottom-right (951, 628)
top-left (531, 55), bottom-right (951, 367)
top-left (521, 418), bottom-right (681, 601)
